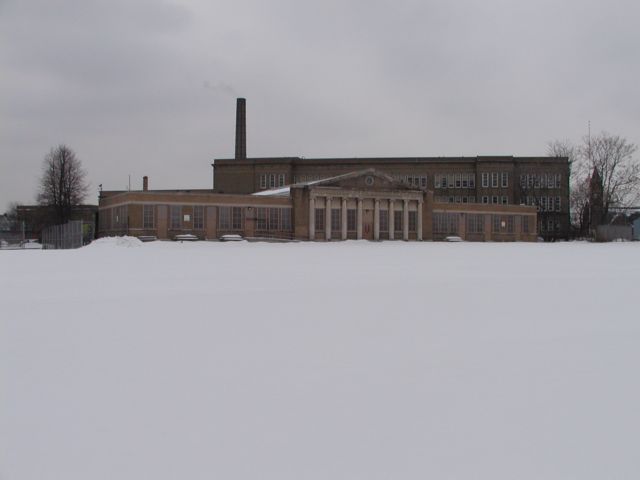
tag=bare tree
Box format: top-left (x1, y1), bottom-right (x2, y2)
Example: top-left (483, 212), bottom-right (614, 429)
top-left (547, 132), bottom-right (639, 234)
top-left (547, 138), bottom-right (578, 170)
top-left (581, 132), bottom-right (639, 219)
top-left (5, 201), bottom-right (21, 221)
top-left (546, 139), bottom-right (584, 234)
top-left (568, 176), bottom-right (590, 234)
top-left (37, 145), bottom-right (89, 224)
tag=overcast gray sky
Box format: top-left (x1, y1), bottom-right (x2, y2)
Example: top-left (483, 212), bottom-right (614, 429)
top-left (2, 0), bottom-right (639, 210)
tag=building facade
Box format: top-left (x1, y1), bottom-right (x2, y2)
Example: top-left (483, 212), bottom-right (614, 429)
top-left (213, 156), bottom-right (568, 240)
top-left (99, 170), bottom-right (538, 242)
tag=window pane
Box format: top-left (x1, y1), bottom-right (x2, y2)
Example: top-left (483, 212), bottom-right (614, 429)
top-left (257, 208), bottom-right (267, 230)
top-left (232, 207), bottom-right (243, 230)
top-left (331, 209), bottom-right (341, 231)
top-left (268, 208), bottom-right (280, 230)
top-left (394, 211), bottom-right (402, 232)
top-left (193, 206), bottom-right (204, 229)
top-left (347, 209), bottom-right (357, 231)
top-left (315, 208), bottom-right (324, 231)
top-left (408, 211), bottom-right (417, 232)
top-left (143, 205), bottom-right (154, 229)
top-left (379, 210), bottom-right (388, 232)
top-left (218, 207), bottom-right (230, 230)
top-left (170, 206), bottom-right (181, 229)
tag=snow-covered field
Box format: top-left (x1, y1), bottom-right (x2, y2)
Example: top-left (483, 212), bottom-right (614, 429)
top-left (1, 239), bottom-right (639, 479)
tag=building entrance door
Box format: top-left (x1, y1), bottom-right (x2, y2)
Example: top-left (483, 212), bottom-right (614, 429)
top-left (363, 208), bottom-right (374, 240)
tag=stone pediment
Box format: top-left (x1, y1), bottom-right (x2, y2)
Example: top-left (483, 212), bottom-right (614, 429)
top-left (307, 169), bottom-right (418, 191)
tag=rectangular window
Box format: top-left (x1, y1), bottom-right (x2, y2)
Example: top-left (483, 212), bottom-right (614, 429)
top-left (143, 205), bottom-right (154, 229)
top-left (501, 172), bottom-right (508, 188)
top-left (447, 174), bottom-right (454, 188)
top-left (492, 195), bottom-right (498, 204)
top-left (555, 196), bottom-right (561, 212)
top-left (193, 206), bottom-right (204, 230)
top-left (491, 172), bottom-right (499, 188)
top-left (256, 208), bottom-right (267, 230)
top-left (281, 208), bottom-right (292, 230)
top-left (541, 197), bottom-right (548, 211)
top-left (482, 196), bottom-right (489, 204)
top-left (331, 208), bottom-right (341, 231)
top-left (268, 208), bottom-right (280, 230)
top-left (501, 196), bottom-right (508, 205)
top-left (231, 207), bottom-right (243, 230)
top-left (520, 174), bottom-right (527, 188)
top-left (278, 174), bottom-right (285, 187)
top-left (315, 208), bottom-right (324, 232)
top-left (408, 211), bottom-right (417, 232)
top-left (260, 174), bottom-right (267, 189)
top-left (482, 172), bottom-right (489, 188)
top-left (455, 173), bottom-right (461, 188)
top-left (455, 196), bottom-right (461, 203)
top-left (269, 174), bottom-right (276, 188)
top-left (347, 209), bottom-right (357, 231)
top-left (434, 174), bottom-right (442, 189)
top-left (218, 206), bottom-right (243, 230)
top-left (379, 210), bottom-right (389, 232)
top-left (469, 174), bottom-right (475, 188)
top-left (522, 216), bottom-right (530, 234)
top-left (421, 176), bottom-right (427, 188)
top-left (492, 215), bottom-right (501, 232)
top-left (433, 213), bottom-right (459, 234)
top-left (555, 173), bottom-right (561, 188)
top-left (506, 215), bottom-right (514, 233)
top-left (467, 214), bottom-right (485, 234)
top-left (534, 174), bottom-right (541, 189)
top-left (218, 206), bottom-right (230, 230)
top-left (170, 205), bottom-right (181, 229)
top-left (548, 218), bottom-right (555, 232)
top-left (394, 211), bottom-right (403, 233)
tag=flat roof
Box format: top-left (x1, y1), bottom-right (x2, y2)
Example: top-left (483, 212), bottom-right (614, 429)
top-left (212, 156), bottom-right (569, 166)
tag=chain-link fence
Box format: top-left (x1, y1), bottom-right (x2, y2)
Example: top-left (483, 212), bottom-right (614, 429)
top-left (41, 220), bottom-right (94, 249)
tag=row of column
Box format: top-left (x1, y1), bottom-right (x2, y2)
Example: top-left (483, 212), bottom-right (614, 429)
top-left (308, 196), bottom-right (423, 241)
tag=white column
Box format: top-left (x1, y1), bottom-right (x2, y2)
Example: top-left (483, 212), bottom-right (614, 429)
top-left (356, 198), bottom-right (363, 240)
top-left (325, 197), bottom-right (332, 241)
top-left (374, 199), bottom-right (380, 241)
top-left (389, 199), bottom-right (395, 240)
top-left (403, 198), bottom-right (409, 241)
top-left (417, 200), bottom-right (423, 241)
top-left (341, 198), bottom-right (348, 240)
top-left (309, 196), bottom-right (315, 240)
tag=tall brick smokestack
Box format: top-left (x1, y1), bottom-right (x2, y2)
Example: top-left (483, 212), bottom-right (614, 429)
top-left (235, 98), bottom-right (246, 160)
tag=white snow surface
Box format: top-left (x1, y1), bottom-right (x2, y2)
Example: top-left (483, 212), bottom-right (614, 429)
top-left (252, 186), bottom-right (291, 196)
top-left (1, 240), bottom-right (640, 479)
